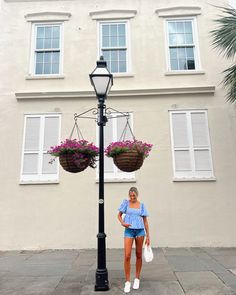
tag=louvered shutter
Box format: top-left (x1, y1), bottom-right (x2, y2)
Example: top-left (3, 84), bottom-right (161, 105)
top-left (22, 117), bottom-right (40, 175)
top-left (191, 112), bottom-right (212, 172)
top-left (42, 116), bottom-right (59, 174)
top-left (171, 113), bottom-right (191, 172)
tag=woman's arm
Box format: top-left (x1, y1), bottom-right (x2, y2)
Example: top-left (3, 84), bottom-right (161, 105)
top-left (117, 212), bottom-right (131, 228)
top-left (143, 216), bottom-right (150, 245)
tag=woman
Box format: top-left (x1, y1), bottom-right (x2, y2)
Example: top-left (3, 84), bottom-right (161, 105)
top-left (117, 187), bottom-right (150, 293)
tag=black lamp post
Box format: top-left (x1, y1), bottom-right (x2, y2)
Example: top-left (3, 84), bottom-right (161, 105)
top-left (90, 56), bottom-right (113, 291)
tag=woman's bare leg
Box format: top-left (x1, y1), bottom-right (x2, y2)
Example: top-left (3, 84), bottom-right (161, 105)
top-left (134, 236), bottom-right (145, 279)
top-left (124, 237), bottom-right (134, 281)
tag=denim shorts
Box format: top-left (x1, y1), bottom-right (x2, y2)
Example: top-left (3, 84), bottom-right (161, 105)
top-left (124, 228), bottom-right (146, 238)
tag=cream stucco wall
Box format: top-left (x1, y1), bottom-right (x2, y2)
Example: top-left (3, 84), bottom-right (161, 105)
top-left (0, 0), bottom-right (236, 250)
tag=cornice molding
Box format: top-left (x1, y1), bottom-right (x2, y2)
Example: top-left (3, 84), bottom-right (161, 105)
top-left (155, 6), bottom-right (202, 17)
top-left (15, 86), bottom-right (215, 100)
top-left (89, 9), bottom-right (137, 20)
top-left (25, 12), bottom-right (71, 22)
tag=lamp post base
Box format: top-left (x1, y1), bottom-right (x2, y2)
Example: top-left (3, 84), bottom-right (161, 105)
top-left (95, 269), bottom-right (109, 291)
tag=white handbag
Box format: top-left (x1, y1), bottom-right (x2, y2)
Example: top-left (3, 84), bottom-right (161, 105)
top-left (143, 244), bottom-right (154, 262)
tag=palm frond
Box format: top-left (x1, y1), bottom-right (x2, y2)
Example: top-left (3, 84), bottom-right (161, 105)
top-left (223, 64), bottom-right (236, 103)
top-left (211, 6), bottom-right (236, 59)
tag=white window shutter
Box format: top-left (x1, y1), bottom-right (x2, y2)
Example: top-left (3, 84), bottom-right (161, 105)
top-left (42, 117), bottom-right (59, 174)
top-left (172, 113), bottom-right (189, 148)
top-left (191, 112), bottom-right (209, 147)
top-left (104, 117), bottom-right (114, 174)
top-left (22, 117), bottom-right (40, 174)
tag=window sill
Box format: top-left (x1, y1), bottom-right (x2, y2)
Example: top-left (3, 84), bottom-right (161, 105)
top-left (26, 75), bottom-right (65, 80)
top-left (19, 181), bottom-right (59, 185)
top-left (96, 178), bottom-right (136, 183)
top-left (165, 70), bottom-right (205, 76)
top-left (173, 177), bottom-right (216, 182)
top-left (113, 73), bottom-right (134, 78)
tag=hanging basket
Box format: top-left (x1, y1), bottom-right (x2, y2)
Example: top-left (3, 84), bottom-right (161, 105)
top-left (59, 153), bottom-right (91, 173)
top-left (113, 150), bottom-right (144, 172)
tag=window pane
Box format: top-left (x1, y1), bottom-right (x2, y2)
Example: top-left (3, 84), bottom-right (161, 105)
top-left (119, 36), bottom-right (126, 47)
top-left (102, 50), bottom-right (110, 61)
top-left (118, 24), bottom-right (125, 35)
top-left (170, 59), bottom-right (178, 70)
top-left (37, 27), bottom-right (44, 38)
top-left (45, 27), bottom-right (52, 38)
top-left (23, 154), bottom-right (38, 174)
top-left (42, 153), bottom-right (58, 174)
top-left (111, 50), bottom-right (118, 61)
top-left (102, 36), bottom-right (109, 47)
top-left (44, 52), bottom-right (51, 63)
top-left (52, 38), bottom-right (60, 48)
top-left (186, 47), bottom-right (194, 58)
top-left (52, 52), bottom-right (59, 63)
top-left (179, 59), bottom-right (187, 70)
top-left (35, 63), bottom-right (43, 74)
top-left (178, 48), bottom-right (186, 59)
top-left (44, 38), bottom-right (51, 49)
top-left (184, 21), bottom-right (192, 33)
top-left (111, 36), bottom-right (117, 47)
top-left (119, 50), bottom-right (126, 61)
top-left (102, 25), bottom-right (109, 36)
top-left (53, 26), bottom-right (60, 38)
top-left (36, 52), bottom-right (43, 63)
top-left (52, 63), bottom-right (59, 74)
top-left (176, 22), bottom-right (184, 33)
top-left (111, 61), bottom-right (118, 73)
top-left (36, 38), bottom-right (44, 49)
top-left (44, 63), bottom-right (51, 74)
top-left (175, 150), bottom-right (191, 171)
top-left (119, 61), bottom-right (126, 72)
top-left (110, 24), bottom-right (117, 36)
top-left (168, 22), bottom-right (176, 34)
top-left (185, 33), bottom-right (193, 44)
top-left (187, 59), bottom-right (195, 69)
top-left (169, 34), bottom-right (177, 45)
top-left (194, 150), bottom-right (211, 171)
top-left (176, 34), bottom-right (185, 45)
top-left (170, 48), bottom-right (177, 59)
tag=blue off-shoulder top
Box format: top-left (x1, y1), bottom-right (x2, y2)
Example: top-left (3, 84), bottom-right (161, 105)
top-left (118, 199), bottom-right (149, 229)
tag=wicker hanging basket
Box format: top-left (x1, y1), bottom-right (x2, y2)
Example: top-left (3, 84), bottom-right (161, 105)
top-left (59, 154), bottom-right (91, 173)
top-left (113, 150), bottom-right (144, 172)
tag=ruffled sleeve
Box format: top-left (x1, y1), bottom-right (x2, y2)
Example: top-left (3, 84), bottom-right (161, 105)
top-left (118, 199), bottom-right (128, 213)
top-left (141, 203), bottom-right (149, 217)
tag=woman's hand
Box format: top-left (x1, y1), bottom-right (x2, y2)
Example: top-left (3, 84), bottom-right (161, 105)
top-left (145, 237), bottom-right (150, 246)
top-left (121, 222), bottom-right (131, 228)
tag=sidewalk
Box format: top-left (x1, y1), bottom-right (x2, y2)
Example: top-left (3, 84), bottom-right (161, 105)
top-left (1, 248), bottom-right (236, 295)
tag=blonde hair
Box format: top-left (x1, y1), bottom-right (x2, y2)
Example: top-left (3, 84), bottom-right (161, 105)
top-left (129, 187), bottom-right (139, 196)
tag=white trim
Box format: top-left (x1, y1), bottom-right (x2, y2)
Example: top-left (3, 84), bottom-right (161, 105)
top-left (15, 86), bottom-right (215, 100)
top-left (98, 20), bottom-right (131, 74)
top-left (156, 6), bottom-right (202, 17)
top-left (29, 22), bottom-right (64, 77)
top-left (165, 17), bottom-right (200, 72)
top-left (90, 9), bottom-right (137, 20)
top-left (25, 12), bottom-right (71, 22)
top-left (20, 113), bottom-right (61, 183)
top-left (169, 110), bottom-right (215, 180)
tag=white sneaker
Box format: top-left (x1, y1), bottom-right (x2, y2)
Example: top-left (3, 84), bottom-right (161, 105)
top-left (133, 278), bottom-right (140, 289)
top-left (124, 281), bottom-right (131, 293)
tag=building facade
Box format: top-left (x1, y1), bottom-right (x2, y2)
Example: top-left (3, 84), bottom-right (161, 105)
top-left (0, 0), bottom-right (236, 250)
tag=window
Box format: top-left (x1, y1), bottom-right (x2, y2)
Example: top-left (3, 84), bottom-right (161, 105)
top-left (169, 110), bottom-right (214, 179)
top-left (31, 23), bottom-right (63, 75)
top-left (20, 114), bottom-right (61, 182)
top-left (98, 113), bottom-right (134, 180)
top-left (99, 21), bottom-right (129, 73)
top-left (166, 18), bottom-right (199, 71)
